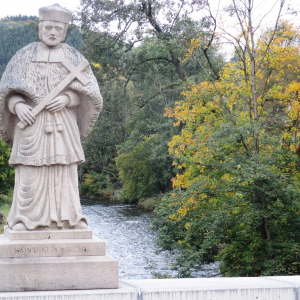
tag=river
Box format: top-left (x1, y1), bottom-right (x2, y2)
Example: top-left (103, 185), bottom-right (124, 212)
top-left (81, 199), bottom-right (220, 279)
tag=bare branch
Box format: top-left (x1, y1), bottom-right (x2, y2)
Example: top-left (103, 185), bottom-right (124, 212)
top-left (201, 0), bottom-right (221, 80)
top-left (252, 0), bottom-right (279, 34)
top-left (219, 26), bottom-right (247, 49)
top-left (139, 82), bottom-right (182, 109)
top-left (109, 19), bottom-right (133, 48)
top-left (256, 0), bottom-right (285, 71)
top-left (169, 0), bottom-right (185, 32)
top-left (232, 0), bottom-right (251, 55)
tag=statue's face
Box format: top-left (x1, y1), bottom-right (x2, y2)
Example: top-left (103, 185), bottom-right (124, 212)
top-left (40, 20), bottom-right (66, 47)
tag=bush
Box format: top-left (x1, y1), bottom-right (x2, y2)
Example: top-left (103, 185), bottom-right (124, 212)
top-left (79, 171), bottom-right (114, 199)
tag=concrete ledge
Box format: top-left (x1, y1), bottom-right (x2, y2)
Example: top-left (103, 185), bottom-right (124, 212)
top-left (0, 282), bottom-right (137, 300)
top-left (0, 276), bottom-right (300, 300)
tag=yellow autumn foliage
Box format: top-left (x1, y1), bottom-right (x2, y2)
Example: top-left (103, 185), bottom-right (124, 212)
top-left (166, 21), bottom-right (300, 194)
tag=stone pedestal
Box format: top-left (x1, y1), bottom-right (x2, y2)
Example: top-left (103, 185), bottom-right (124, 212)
top-left (0, 227), bottom-right (119, 292)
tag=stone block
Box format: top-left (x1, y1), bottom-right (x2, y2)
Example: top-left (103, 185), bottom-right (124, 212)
top-left (0, 277), bottom-right (299, 300)
top-left (0, 229), bottom-right (119, 292)
top-left (0, 235), bottom-right (106, 258)
top-left (0, 282), bottom-right (138, 300)
top-left (122, 278), bottom-right (298, 300)
top-left (4, 226), bottom-right (93, 240)
top-left (0, 255), bottom-right (119, 292)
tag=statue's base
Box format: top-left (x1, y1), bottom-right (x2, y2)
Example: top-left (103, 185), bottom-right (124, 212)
top-left (4, 226), bottom-right (93, 240)
top-left (0, 227), bottom-right (119, 292)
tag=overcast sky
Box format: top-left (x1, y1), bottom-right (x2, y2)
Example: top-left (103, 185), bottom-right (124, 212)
top-left (1, 0), bottom-right (298, 19)
top-left (0, 0), bottom-right (81, 19)
top-left (1, 0), bottom-right (298, 52)
top-left (1, 0), bottom-right (298, 25)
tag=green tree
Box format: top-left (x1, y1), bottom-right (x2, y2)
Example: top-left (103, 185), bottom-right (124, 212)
top-left (0, 140), bottom-right (14, 194)
top-left (116, 134), bottom-right (173, 200)
top-left (77, 0), bottom-right (223, 200)
top-left (154, 1), bottom-right (300, 277)
top-left (77, 0), bottom-right (210, 80)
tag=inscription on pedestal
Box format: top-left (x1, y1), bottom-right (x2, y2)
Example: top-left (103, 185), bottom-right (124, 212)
top-left (0, 235), bottom-right (106, 258)
top-left (14, 245), bottom-right (92, 254)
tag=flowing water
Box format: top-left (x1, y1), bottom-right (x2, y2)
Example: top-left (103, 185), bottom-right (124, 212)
top-left (81, 198), bottom-right (219, 279)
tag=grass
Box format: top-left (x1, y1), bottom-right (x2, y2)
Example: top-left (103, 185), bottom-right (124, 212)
top-left (0, 190), bottom-right (13, 234)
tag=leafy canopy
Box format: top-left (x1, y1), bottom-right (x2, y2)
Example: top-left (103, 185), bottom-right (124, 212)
top-left (154, 20), bottom-right (300, 277)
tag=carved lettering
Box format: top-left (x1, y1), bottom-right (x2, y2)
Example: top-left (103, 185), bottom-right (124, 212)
top-left (14, 245), bottom-right (92, 255)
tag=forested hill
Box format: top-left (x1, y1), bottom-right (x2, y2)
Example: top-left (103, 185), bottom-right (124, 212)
top-left (0, 15), bottom-right (83, 78)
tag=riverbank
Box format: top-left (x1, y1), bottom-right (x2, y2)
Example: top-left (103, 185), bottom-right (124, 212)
top-left (136, 196), bottom-right (161, 211)
top-left (80, 189), bottom-right (161, 212)
top-left (0, 195), bottom-right (219, 278)
top-left (0, 190), bottom-right (161, 235)
top-left (80, 199), bottom-right (180, 279)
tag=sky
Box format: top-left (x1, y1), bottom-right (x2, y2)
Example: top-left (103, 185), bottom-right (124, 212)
top-left (0, 0), bottom-right (81, 19)
top-left (1, 0), bottom-right (298, 28)
top-left (1, 0), bottom-right (298, 20)
top-left (1, 0), bottom-right (299, 59)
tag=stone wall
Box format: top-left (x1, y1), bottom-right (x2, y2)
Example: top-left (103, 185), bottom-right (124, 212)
top-left (0, 276), bottom-right (299, 300)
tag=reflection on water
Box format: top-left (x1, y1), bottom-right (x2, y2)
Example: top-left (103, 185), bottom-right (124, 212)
top-left (81, 198), bottom-right (219, 279)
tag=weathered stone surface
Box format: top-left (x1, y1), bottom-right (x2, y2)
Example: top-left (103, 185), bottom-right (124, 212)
top-left (121, 277), bottom-right (299, 300)
top-left (39, 3), bottom-right (72, 24)
top-left (0, 3), bottom-right (103, 231)
top-left (4, 226), bottom-right (93, 240)
top-left (0, 4), bottom-right (118, 292)
top-left (0, 255), bottom-right (118, 292)
top-left (0, 277), bottom-right (299, 300)
top-left (0, 282), bottom-right (137, 300)
top-left (0, 235), bottom-right (106, 258)
top-left (0, 231), bottom-right (119, 291)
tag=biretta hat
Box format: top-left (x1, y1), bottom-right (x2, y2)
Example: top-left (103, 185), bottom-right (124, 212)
top-left (39, 3), bottom-right (72, 24)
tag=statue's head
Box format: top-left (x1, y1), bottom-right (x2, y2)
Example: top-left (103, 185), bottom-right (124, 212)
top-left (38, 3), bottom-right (72, 47)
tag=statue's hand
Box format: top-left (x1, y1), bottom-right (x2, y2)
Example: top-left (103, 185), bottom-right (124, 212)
top-left (15, 103), bottom-right (36, 125)
top-left (46, 95), bottom-right (69, 113)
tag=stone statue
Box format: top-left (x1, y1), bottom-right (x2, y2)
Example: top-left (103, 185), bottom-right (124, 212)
top-left (0, 4), bottom-right (103, 231)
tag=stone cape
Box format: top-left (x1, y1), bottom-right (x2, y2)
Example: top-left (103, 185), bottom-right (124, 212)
top-left (0, 42), bottom-right (103, 230)
top-left (0, 42), bottom-right (103, 147)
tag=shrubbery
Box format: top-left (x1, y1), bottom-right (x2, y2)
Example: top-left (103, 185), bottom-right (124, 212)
top-left (79, 171), bottom-right (115, 199)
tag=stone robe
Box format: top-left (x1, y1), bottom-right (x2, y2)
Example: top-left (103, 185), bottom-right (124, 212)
top-left (0, 42), bottom-right (103, 230)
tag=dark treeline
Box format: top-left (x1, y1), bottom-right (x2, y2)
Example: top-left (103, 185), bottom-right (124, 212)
top-left (0, 16), bottom-right (37, 76)
top-left (3, 15), bottom-right (37, 22)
